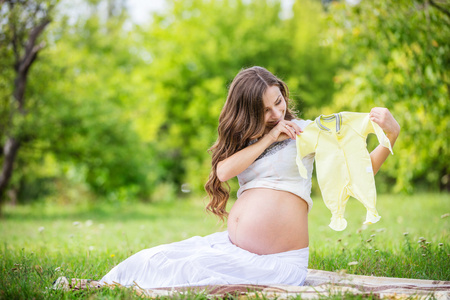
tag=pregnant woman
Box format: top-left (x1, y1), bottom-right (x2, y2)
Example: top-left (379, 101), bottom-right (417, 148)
top-left (99, 66), bottom-right (400, 288)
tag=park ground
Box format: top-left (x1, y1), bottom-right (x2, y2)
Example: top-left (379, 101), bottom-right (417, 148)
top-left (0, 192), bottom-right (449, 299)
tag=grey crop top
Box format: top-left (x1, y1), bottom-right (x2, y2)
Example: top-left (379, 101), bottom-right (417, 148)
top-left (236, 119), bottom-right (314, 211)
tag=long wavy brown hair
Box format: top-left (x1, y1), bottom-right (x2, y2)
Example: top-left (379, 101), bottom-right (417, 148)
top-left (204, 66), bottom-right (297, 221)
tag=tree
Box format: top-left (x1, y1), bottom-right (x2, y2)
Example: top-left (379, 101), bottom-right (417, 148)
top-left (0, 0), bottom-right (57, 212)
top-left (0, 0), bottom-right (159, 209)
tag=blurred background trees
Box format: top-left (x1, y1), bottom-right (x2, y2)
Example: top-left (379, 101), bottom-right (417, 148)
top-left (0, 0), bottom-right (448, 209)
top-left (323, 0), bottom-right (449, 193)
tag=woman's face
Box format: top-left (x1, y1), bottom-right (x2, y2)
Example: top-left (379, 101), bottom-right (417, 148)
top-left (263, 85), bottom-right (286, 131)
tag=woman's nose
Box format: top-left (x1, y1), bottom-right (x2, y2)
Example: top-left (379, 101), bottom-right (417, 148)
top-left (272, 109), bottom-right (282, 119)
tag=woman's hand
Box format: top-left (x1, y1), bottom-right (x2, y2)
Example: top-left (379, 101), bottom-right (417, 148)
top-left (266, 120), bottom-right (303, 142)
top-left (369, 107), bottom-right (401, 146)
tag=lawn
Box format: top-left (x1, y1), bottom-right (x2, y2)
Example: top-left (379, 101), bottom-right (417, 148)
top-left (0, 192), bottom-right (449, 299)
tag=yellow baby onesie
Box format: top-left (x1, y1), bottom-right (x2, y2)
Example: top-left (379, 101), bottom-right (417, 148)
top-left (296, 112), bottom-right (393, 231)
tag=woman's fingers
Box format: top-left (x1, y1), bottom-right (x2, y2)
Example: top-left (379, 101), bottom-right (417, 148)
top-left (269, 120), bottom-right (304, 141)
top-left (281, 121), bottom-right (301, 140)
top-left (284, 123), bottom-right (296, 139)
top-left (288, 121), bottom-right (303, 135)
top-left (369, 107), bottom-right (400, 138)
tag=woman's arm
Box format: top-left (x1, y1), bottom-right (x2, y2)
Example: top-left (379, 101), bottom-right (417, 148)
top-left (368, 107), bottom-right (400, 175)
top-left (216, 120), bottom-right (302, 182)
top-left (216, 134), bottom-right (274, 182)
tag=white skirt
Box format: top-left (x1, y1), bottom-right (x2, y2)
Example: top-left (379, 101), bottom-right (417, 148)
top-left (99, 231), bottom-right (309, 288)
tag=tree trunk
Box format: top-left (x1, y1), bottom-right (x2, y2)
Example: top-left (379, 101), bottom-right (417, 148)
top-left (0, 138), bottom-right (21, 214)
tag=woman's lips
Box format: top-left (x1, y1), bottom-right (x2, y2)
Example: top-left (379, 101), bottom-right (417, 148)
top-left (269, 120), bottom-right (281, 126)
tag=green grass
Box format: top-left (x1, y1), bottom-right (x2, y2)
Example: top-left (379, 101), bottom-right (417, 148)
top-left (308, 193), bottom-right (450, 280)
top-left (0, 193), bottom-right (449, 299)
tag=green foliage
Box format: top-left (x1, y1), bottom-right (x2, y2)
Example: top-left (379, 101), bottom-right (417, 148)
top-left (323, 0), bottom-right (450, 192)
top-left (1, 0), bottom-right (448, 204)
top-left (286, 0), bottom-right (340, 115)
top-left (0, 34), bottom-right (13, 144)
top-left (136, 0), bottom-right (338, 195)
top-left (2, 2), bottom-right (155, 202)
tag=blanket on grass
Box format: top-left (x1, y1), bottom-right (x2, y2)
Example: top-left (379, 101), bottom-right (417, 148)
top-left (53, 269), bottom-right (450, 299)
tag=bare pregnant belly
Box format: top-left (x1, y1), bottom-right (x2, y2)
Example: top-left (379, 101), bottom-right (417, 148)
top-left (227, 188), bottom-right (309, 255)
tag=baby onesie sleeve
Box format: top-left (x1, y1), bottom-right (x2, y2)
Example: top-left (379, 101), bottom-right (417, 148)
top-left (359, 114), bottom-right (394, 155)
top-left (295, 121), bottom-right (319, 179)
